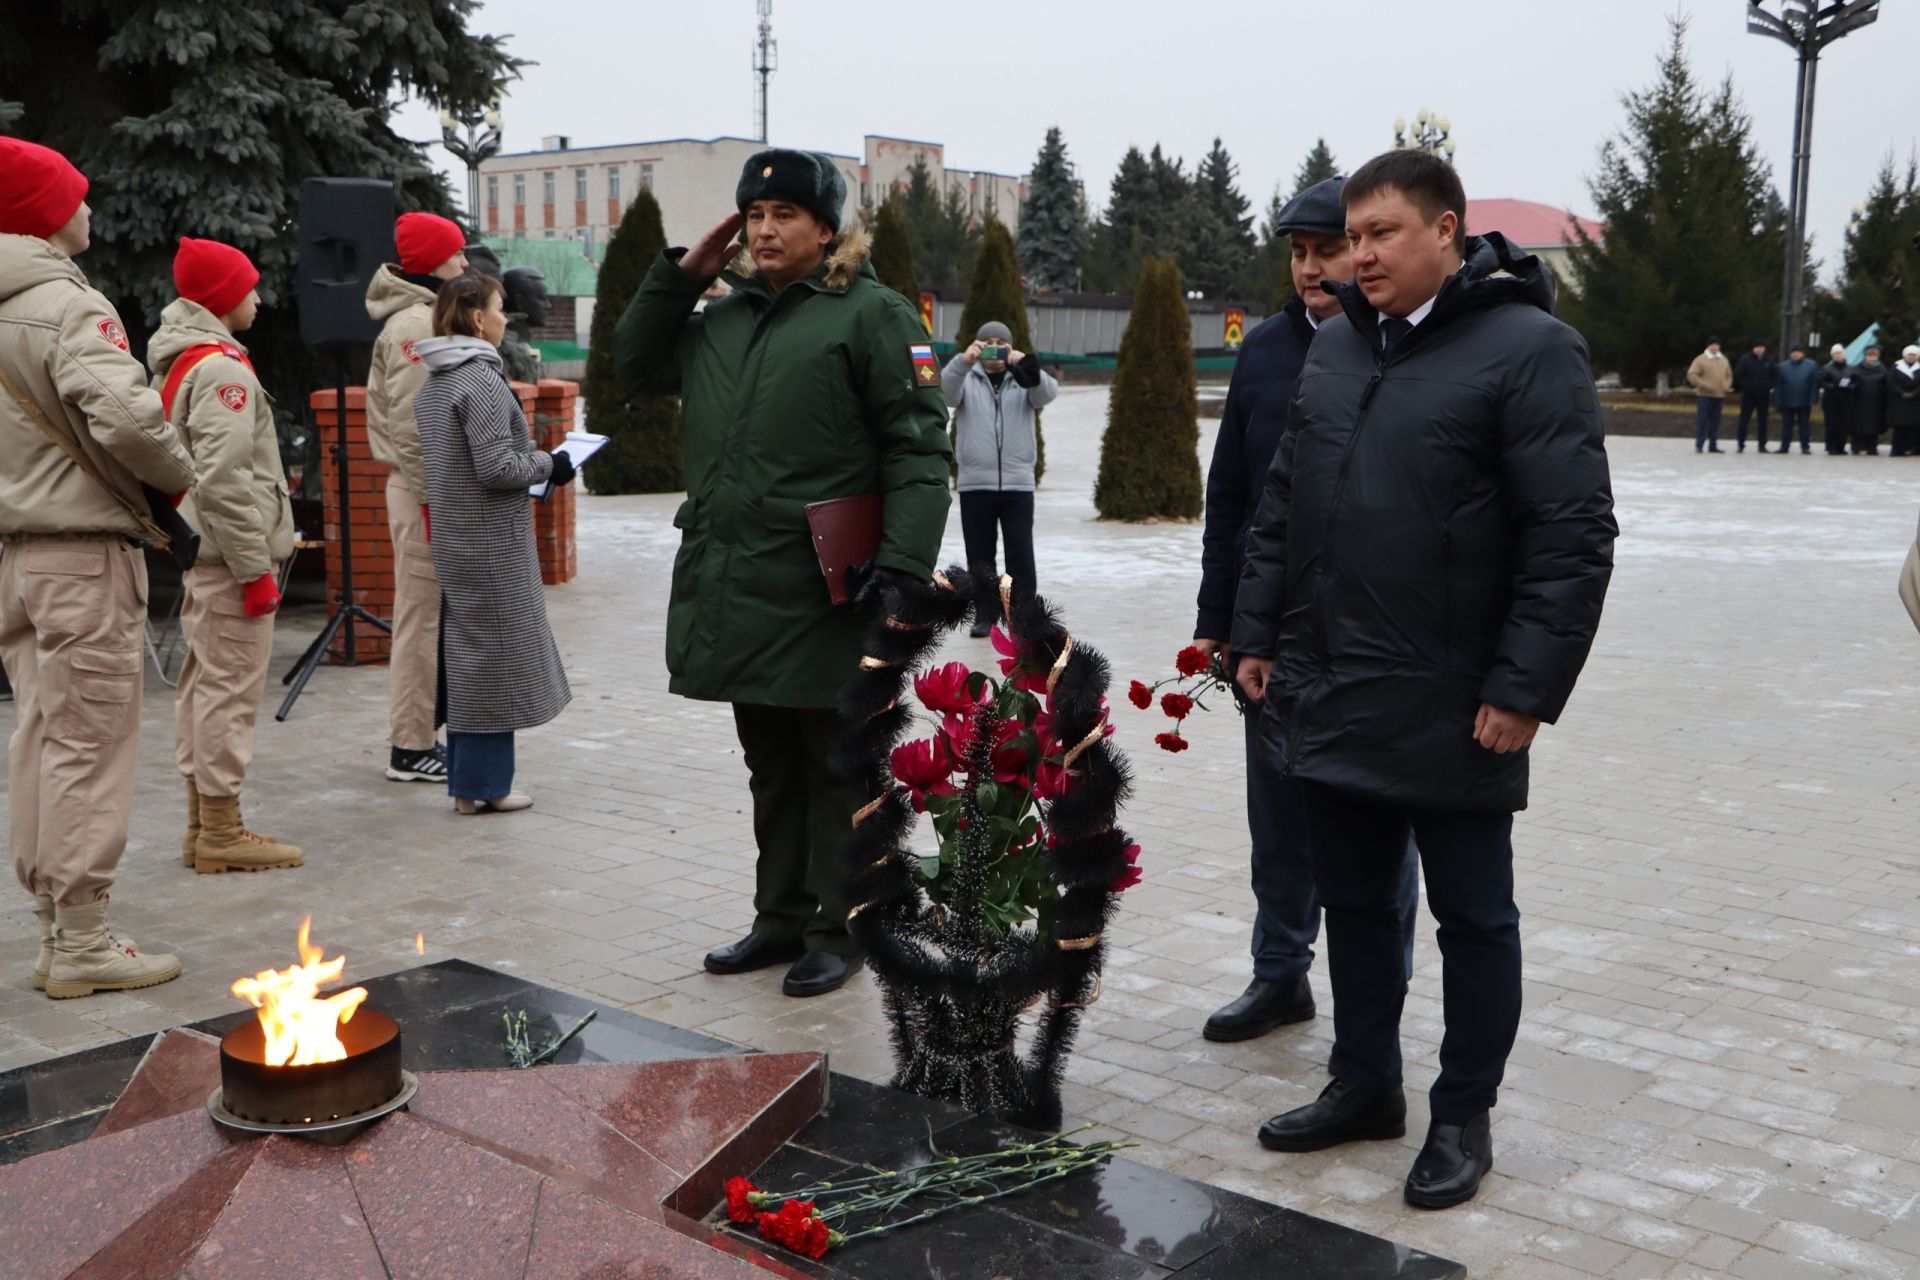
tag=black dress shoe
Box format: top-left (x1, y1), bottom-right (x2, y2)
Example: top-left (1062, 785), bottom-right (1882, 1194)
top-left (1404, 1113), bottom-right (1493, 1209)
top-left (703, 932), bottom-right (805, 975)
top-left (1203, 975), bottom-right (1314, 1042)
top-left (1257, 1078), bottom-right (1406, 1153)
top-left (969, 619), bottom-right (994, 639)
top-left (783, 950), bottom-right (863, 997)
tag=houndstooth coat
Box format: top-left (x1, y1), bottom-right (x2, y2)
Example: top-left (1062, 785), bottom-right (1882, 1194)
top-left (412, 337), bottom-right (570, 734)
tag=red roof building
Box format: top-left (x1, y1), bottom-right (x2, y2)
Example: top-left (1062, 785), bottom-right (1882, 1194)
top-left (1465, 199), bottom-right (1604, 283)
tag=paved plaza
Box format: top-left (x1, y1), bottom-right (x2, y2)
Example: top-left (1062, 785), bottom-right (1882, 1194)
top-left (5, 388), bottom-right (1920, 1278)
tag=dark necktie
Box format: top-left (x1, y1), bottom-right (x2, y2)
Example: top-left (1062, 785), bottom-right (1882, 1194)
top-left (1381, 317), bottom-right (1413, 358)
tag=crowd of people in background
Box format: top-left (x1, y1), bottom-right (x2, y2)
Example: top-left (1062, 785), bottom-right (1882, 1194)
top-left (1688, 334), bottom-right (1920, 456)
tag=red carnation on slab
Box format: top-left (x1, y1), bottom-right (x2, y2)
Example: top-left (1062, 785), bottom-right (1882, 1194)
top-left (725, 1176), bottom-right (763, 1224)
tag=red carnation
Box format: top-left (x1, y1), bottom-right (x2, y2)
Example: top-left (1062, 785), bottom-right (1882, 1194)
top-left (725, 1176), bottom-right (762, 1224)
top-left (1175, 646), bottom-right (1210, 677)
top-left (1111, 843), bottom-right (1143, 892)
top-left (1127, 680), bottom-right (1152, 709)
top-left (758, 1200), bottom-right (833, 1259)
top-left (1160, 692), bottom-right (1194, 720)
top-left (914, 662), bottom-right (984, 717)
top-left (1154, 732), bottom-right (1190, 754)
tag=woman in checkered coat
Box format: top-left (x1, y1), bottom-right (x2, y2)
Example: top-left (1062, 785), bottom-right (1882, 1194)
top-left (412, 274), bottom-right (574, 813)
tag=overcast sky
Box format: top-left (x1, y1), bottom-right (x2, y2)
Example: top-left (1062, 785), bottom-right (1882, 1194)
top-left (393, 0), bottom-right (1916, 283)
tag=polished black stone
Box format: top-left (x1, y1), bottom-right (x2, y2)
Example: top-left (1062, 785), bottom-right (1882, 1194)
top-left (787, 1072), bottom-right (974, 1166)
top-left (1177, 1207), bottom-right (1464, 1279)
top-left (0, 1032), bottom-right (150, 1165)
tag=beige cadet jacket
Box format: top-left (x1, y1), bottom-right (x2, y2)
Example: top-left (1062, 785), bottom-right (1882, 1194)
top-left (148, 299), bottom-right (295, 583)
top-left (1686, 350), bottom-right (1733, 399)
top-left (0, 233), bottom-right (195, 538)
top-left (365, 265), bottom-right (435, 497)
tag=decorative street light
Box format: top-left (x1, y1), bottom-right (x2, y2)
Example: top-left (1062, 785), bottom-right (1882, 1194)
top-left (1393, 106), bottom-right (1456, 162)
top-left (1748, 0), bottom-right (1880, 354)
top-left (439, 103), bottom-right (504, 236)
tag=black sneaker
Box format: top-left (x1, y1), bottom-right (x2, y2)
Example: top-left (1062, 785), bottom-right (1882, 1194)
top-left (387, 743), bottom-right (448, 782)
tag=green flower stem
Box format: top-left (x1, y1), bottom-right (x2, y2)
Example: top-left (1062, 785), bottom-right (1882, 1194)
top-left (830, 1149), bottom-right (1127, 1244)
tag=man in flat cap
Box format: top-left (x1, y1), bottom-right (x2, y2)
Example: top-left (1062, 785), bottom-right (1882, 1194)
top-left (1192, 175), bottom-right (1417, 1047)
top-left (617, 150), bottom-right (951, 998)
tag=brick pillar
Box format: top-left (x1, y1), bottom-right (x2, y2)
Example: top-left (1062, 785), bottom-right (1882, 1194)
top-left (311, 387), bottom-right (396, 664)
top-left (530, 379), bottom-right (580, 585)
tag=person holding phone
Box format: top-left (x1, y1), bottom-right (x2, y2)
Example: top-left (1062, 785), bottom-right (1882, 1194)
top-left (943, 322), bottom-right (1057, 638)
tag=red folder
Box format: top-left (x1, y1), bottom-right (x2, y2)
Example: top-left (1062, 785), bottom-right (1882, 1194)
top-left (805, 493), bottom-right (884, 606)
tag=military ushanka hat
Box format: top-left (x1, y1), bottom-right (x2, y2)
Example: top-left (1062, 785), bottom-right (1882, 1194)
top-left (736, 149), bottom-right (847, 233)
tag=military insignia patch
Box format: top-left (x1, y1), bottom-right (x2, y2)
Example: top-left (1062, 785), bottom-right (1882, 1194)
top-left (97, 319), bottom-right (128, 351)
top-left (402, 339), bottom-right (422, 364)
top-left (909, 342), bottom-right (937, 386)
top-left (218, 384), bottom-right (248, 412)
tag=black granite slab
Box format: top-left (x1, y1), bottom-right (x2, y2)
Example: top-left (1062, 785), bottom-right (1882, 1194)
top-left (0, 1033), bottom-right (151, 1163)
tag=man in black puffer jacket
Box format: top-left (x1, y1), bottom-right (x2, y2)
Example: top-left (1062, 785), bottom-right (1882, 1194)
top-left (1232, 150), bottom-right (1616, 1209)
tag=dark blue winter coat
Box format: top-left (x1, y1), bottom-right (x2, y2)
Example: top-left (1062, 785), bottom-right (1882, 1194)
top-left (1196, 292), bottom-right (1316, 641)
top-left (1775, 357), bottom-right (1820, 409)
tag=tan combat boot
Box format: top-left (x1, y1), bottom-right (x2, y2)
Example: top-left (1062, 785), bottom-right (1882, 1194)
top-left (194, 793), bottom-right (303, 874)
top-left (182, 777), bottom-right (202, 868)
top-left (45, 899), bottom-right (181, 999)
top-left (31, 895), bottom-right (53, 991)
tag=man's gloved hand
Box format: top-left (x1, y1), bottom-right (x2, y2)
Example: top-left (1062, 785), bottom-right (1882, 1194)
top-left (547, 451), bottom-right (577, 488)
top-left (241, 574), bottom-right (281, 618)
top-left (847, 561), bottom-right (919, 608)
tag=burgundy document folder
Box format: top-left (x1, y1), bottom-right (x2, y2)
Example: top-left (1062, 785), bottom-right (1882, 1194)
top-left (804, 493), bottom-right (884, 606)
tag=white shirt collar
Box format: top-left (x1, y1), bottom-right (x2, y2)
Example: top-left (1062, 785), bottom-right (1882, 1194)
top-left (1382, 294), bottom-right (1438, 328)
top-left (1305, 309), bottom-right (1321, 332)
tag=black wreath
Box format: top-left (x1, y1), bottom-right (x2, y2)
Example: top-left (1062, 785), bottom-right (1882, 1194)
top-left (832, 567), bottom-right (1134, 1129)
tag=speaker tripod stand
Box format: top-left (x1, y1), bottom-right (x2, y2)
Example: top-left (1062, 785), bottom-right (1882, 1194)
top-left (276, 353), bottom-right (392, 721)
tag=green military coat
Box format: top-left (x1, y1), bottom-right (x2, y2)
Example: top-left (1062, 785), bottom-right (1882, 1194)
top-left (615, 227), bottom-right (952, 709)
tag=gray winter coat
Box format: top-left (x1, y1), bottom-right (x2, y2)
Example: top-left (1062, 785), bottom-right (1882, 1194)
top-left (943, 354), bottom-right (1058, 492)
top-left (412, 337), bottom-right (571, 735)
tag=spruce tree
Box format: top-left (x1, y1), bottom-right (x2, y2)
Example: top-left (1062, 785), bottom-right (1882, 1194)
top-left (1103, 146), bottom-right (1157, 249)
top-left (1235, 184), bottom-right (1295, 311)
top-left (1095, 256), bottom-right (1201, 522)
top-left (1017, 126), bottom-right (1085, 293)
top-left (870, 196), bottom-right (921, 304)
top-left (583, 190), bottom-right (682, 494)
top-left (895, 154), bottom-right (980, 293)
top-left (1828, 154), bottom-right (1920, 347)
top-left (1877, 248), bottom-right (1919, 356)
top-left (1293, 138), bottom-right (1341, 196)
top-left (1562, 16), bottom-right (1784, 386)
top-left (1197, 138), bottom-right (1255, 256)
top-left (954, 219), bottom-right (1046, 481)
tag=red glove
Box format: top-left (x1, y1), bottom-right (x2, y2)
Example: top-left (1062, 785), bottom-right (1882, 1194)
top-left (241, 574), bottom-right (281, 618)
top-left (421, 505), bottom-right (431, 542)
top-left (167, 490), bottom-right (187, 509)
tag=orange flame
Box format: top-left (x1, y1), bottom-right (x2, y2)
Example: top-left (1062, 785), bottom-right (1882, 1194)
top-left (230, 917), bottom-right (368, 1066)
top-left (414, 931), bottom-right (425, 955)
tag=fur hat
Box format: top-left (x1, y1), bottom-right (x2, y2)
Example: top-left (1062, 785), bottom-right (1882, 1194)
top-left (173, 238), bottom-right (259, 317)
top-left (1273, 175), bottom-right (1347, 238)
top-left (0, 138), bottom-right (88, 240)
top-left (736, 150), bottom-right (847, 233)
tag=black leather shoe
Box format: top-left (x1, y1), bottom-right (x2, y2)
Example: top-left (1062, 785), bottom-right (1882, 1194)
top-left (703, 932), bottom-right (805, 975)
top-left (969, 619), bottom-right (993, 639)
top-left (1404, 1113), bottom-right (1493, 1209)
top-left (783, 950), bottom-right (863, 997)
top-left (1203, 975), bottom-right (1315, 1042)
top-left (1257, 1078), bottom-right (1406, 1152)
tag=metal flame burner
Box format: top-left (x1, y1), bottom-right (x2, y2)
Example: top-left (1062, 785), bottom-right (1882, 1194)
top-left (206, 1010), bottom-right (414, 1144)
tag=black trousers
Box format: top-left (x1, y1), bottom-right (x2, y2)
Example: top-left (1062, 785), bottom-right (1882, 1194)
top-left (1300, 780), bottom-right (1520, 1123)
top-left (1736, 393), bottom-right (1770, 449)
top-left (1823, 398), bottom-right (1850, 454)
top-left (959, 490), bottom-right (1036, 622)
top-left (1777, 404), bottom-right (1811, 451)
top-left (1892, 423), bottom-right (1918, 457)
top-left (731, 704), bottom-right (858, 956)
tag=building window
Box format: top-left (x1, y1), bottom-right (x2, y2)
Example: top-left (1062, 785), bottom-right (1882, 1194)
top-left (575, 168), bottom-right (588, 202)
top-left (543, 172), bottom-right (555, 203)
top-left (513, 173), bottom-right (525, 205)
top-left (486, 176), bottom-right (498, 209)
top-left (640, 162), bottom-right (654, 192)
top-left (608, 166), bottom-right (621, 203)
top-left (543, 229), bottom-right (555, 239)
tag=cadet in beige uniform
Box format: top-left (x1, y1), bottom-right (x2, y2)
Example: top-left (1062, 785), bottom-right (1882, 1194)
top-left (150, 237), bottom-right (302, 874)
top-left (365, 212), bottom-right (467, 783)
top-left (0, 139), bottom-right (196, 998)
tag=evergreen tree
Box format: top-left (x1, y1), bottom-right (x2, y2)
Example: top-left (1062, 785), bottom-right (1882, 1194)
top-left (1145, 145), bottom-right (1192, 246)
top-left (1197, 138), bottom-right (1255, 254)
top-left (1235, 184), bottom-right (1295, 311)
top-left (870, 196), bottom-right (921, 304)
top-left (1292, 138), bottom-right (1341, 196)
top-left (1095, 256), bottom-right (1200, 521)
top-left (0, 0), bottom-right (518, 434)
top-left (1183, 137), bottom-right (1255, 299)
top-left (583, 190), bottom-right (681, 494)
top-left (1562, 17), bottom-right (1784, 386)
top-left (954, 219), bottom-right (1045, 481)
top-left (1877, 248), bottom-right (1919, 356)
top-left (1104, 146), bottom-right (1157, 248)
top-left (895, 154), bottom-right (981, 293)
top-left (1017, 126), bottom-right (1085, 292)
top-left (1828, 154), bottom-right (1920, 347)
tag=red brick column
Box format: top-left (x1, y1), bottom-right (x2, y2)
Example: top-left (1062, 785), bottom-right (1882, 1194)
top-left (531, 379), bottom-right (580, 585)
top-left (310, 387), bottom-right (395, 663)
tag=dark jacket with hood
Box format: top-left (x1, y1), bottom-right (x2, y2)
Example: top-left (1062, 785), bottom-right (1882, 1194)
top-left (1231, 233), bottom-right (1616, 813)
top-left (1732, 350), bottom-right (1777, 401)
top-left (1196, 292), bottom-right (1316, 642)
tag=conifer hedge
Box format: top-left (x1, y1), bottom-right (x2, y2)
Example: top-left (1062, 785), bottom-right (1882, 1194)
top-left (1094, 256), bottom-right (1201, 521)
top-left (583, 190), bottom-right (682, 494)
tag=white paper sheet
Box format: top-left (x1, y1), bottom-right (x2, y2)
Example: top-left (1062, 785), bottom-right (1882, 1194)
top-left (531, 431), bottom-right (611, 498)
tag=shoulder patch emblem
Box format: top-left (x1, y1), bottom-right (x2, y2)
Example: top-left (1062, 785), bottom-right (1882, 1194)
top-left (217, 384), bottom-right (248, 412)
top-left (909, 342), bottom-right (937, 386)
top-left (97, 319), bottom-right (129, 351)
top-left (220, 343), bottom-right (247, 361)
top-left (401, 339), bottom-right (422, 364)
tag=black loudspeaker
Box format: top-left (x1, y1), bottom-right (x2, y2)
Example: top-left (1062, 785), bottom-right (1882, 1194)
top-left (296, 178), bottom-right (397, 348)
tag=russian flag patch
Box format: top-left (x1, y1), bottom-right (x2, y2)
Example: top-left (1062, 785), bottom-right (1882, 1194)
top-left (909, 343), bottom-right (937, 385)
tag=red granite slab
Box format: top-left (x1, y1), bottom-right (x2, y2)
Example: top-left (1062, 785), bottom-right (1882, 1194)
top-left (660, 1209), bottom-right (824, 1280)
top-left (539, 1053), bottom-right (825, 1177)
top-left (525, 1180), bottom-right (774, 1279)
top-left (407, 1067), bottom-right (681, 1214)
top-left (0, 1106), bottom-right (238, 1280)
top-left (93, 1028), bottom-right (222, 1138)
top-left (343, 1110), bottom-right (542, 1280)
top-left (68, 1142), bottom-right (258, 1280)
top-left (180, 1136), bottom-right (387, 1280)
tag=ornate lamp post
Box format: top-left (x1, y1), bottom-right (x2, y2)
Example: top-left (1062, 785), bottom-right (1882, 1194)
top-left (439, 104), bottom-right (504, 236)
top-left (1748, 0), bottom-right (1880, 353)
top-left (1393, 107), bottom-right (1456, 162)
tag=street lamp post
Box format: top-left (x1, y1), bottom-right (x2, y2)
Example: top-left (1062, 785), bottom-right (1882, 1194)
top-left (439, 104), bottom-right (504, 236)
top-left (1748, 0), bottom-right (1880, 354)
top-left (1393, 106), bottom-right (1457, 163)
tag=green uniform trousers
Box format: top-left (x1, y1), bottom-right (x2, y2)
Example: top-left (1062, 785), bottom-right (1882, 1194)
top-left (731, 703), bottom-right (858, 957)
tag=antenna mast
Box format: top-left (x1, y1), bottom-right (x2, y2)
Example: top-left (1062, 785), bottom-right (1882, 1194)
top-left (754, 0), bottom-right (777, 144)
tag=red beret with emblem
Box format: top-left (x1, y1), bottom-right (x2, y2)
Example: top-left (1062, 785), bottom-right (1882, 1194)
top-left (0, 138), bottom-right (89, 240)
top-left (173, 237), bottom-right (259, 319)
top-left (395, 212), bottom-right (466, 275)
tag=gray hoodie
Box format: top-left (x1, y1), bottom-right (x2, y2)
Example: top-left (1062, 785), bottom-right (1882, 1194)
top-left (942, 354), bottom-right (1059, 492)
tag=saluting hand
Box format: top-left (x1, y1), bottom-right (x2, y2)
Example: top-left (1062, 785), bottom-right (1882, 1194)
top-left (1474, 703), bottom-right (1540, 754)
top-left (680, 212), bottom-right (747, 279)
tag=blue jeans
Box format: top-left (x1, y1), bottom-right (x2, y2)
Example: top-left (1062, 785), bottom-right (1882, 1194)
top-left (446, 730), bottom-right (515, 801)
top-left (1695, 397), bottom-right (1723, 449)
top-left (1244, 707), bottom-right (1418, 984)
top-left (1778, 404), bottom-right (1811, 450)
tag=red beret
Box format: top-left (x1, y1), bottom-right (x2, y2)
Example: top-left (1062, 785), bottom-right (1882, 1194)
top-left (173, 237), bottom-right (260, 318)
top-left (395, 212), bottom-right (466, 275)
top-left (0, 139), bottom-right (89, 240)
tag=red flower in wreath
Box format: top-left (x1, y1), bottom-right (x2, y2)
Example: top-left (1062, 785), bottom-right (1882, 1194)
top-left (1160, 692), bottom-right (1194, 720)
top-left (891, 739), bottom-right (956, 810)
top-left (914, 661), bottom-right (985, 717)
top-left (1111, 843), bottom-right (1143, 892)
top-left (1127, 679), bottom-right (1153, 710)
top-left (1174, 645), bottom-right (1211, 677)
top-left (725, 1176), bottom-right (763, 1224)
top-left (1154, 732), bottom-right (1190, 754)
top-left (991, 625), bottom-right (1051, 695)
